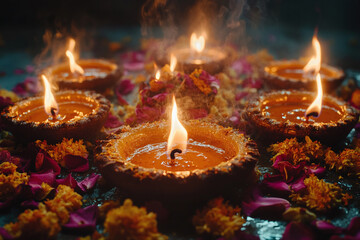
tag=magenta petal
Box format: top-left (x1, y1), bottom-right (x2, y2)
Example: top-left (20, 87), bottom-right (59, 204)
top-left (21, 200), bottom-right (39, 209)
top-left (290, 176), bottom-right (306, 193)
top-left (262, 173), bottom-right (291, 197)
top-left (63, 205), bottom-right (98, 234)
top-left (0, 227), bottom-right (13, 240)
top-left (312, 220), bottom-right (343, 235)
top-left (78, 173), bottom-right (100, 193)
top-left (36, 151), bottom-right (61, 176)
top-left (29, 171), bottom-right (56, 186)
top-left (64, 155), bottom-right (89, 172)
top-left (347, 217), bottom-right (360, 236)
top-left (0, 97), bottom-right (13, 112)
top-left (282, 222), bottom-right (316, 240)
top-left (232, 230), bottom-right (260, 240)
top-left (242, 188), bottom-right (290, 220)
top-left (305, 165), bottom-right (326, 176)
top-left (56, 174), bottom-right (78, 189)
top-left (188, 108), bottom-right (208, 119)
top-left (104, 113), bottom-right (123, 128)
top-left (123, 62), bottom-right (145, 71)
top-left (116, 79), bottom-right (135, 96)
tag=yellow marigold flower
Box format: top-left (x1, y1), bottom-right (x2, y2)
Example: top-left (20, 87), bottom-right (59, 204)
top-left (290, 174), bottom-right (352, 212)
top-left (35, 182), bottom-right (54, 201)
top-left (190, 69), bottom-right (212, 95)
top-left (325, 148), bottom-right (360, 178)
top-left (45, 185), bottom-right (83, 224)
top-left (0, 89), bottom-right (19, 102)
top-left (36, 138), bottom-right (88, 167)
top-left (0, 162), bottom-right (29, 201)
top-left (268, 136), bottom-right (327, 164)
top-left (104, 199), bottom-right (168, 240)
top-left (282, 207), bottom-right (316, 223)
top-left (4, 203), bottom-right (60, 240)
top-left (193, 197), bottom-right (245, 239)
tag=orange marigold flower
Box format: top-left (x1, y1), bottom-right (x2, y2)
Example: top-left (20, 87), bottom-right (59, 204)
top-left (98, 200), bottom-right (121, 221)
top-left (290, 174), bottom-right (352, 212)
top-left (4, 203), bottom-right (61, 240)
top-left (36, 138), bottom-right (88, 167)
top-left (268, 136), bottom-right (328, 164)
top-left (190, 69), bottom-right (212, 95)
top-left (192, 197), bottom-right (245, 239)
top-left (325, 148), bottom-right (360, 179)
top-left (45, 185), bottom-right (82, 224)
top-left (104, 199), bottom-right (167, 240)
top-left (0, 162), bottom-right (29, 201)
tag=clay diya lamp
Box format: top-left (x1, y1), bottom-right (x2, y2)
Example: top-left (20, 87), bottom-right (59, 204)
top-left (169, 33), bottom-right (229, 74)
top-left (1, 75), bottom-right (110, 143)
top-left (245, 88), bottom-right (359, 145)
top-left (42, 39), bottom-right (122, 92)
top-left (263, 36), bottom-right (344, 91)
top-left (96, 96), bottom-right (259, 203)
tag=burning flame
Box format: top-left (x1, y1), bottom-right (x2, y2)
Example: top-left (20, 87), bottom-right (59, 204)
top-left (304, 35), bottom-right (323, 118)
top-left (167, 96), bottom-right (188, 156)
top-left (155, 70), bottom-right (161, 81)
top-left (42, 75), bottom-right (58, 117)
top-left (170, 54), bottom-right (177, 72)
top-left (303, 36), bottom-right (321, 73)
top-left (190, 33), bottom-right (205, 53)
top-left (66, 38), bottom-right (84, 74)
top-left (305, 73), bottom-right (323, 117)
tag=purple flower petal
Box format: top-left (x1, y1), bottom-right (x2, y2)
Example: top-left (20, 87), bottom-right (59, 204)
top-left (242, 188), bottom-right (291, 220)
top-left (282, 222), bottom-right (316, 240)
top-left (63, 155), bottom-right (89, 172)
top-left (21, 200), bottom-right (39, 209)
top-left (290, 175), bottom-right (306, 193)
top-left (272, 155), bottom-right (305, 182)
top-left (63, 205), bottom-right (98, 234)
top-left (262, 173), bottom-right (291, 197)
top-left (104, 112), bottom-right (123, 129)
top-left (116, 79), bottom-right (135, 96)
top-left (78, 173), bottom-right (100, 193)
top-left (56, 174), bottom-right (78, 189)
top-left (0, 227), bottom-right (13, 240)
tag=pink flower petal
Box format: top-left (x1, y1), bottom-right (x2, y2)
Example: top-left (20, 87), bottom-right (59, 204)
top-left (0, 227), bottom-right (13, 240)
top-left (312, 220), bottom-right (343, 235)
top-left (282, 222), bottom-right (316, 240)
top-left (21, 200), bottom-right (39, 209)
top-left (262, 173), bottom-right (291, 197)
top-left (0, 97), bottom-right (13, 111)
top-left (56, 174), bottom-right (78, 189)
top-left (104, 113), bottom-right (123, 129)
top-left (116, 79), bottom-right (135, 96)
top-left (188, 108), bottom-right (208, 119)
top-left (78, 173), bottom-right (100, 193)
top-left (25, 65), bottom-right (35, 74)
top-left (347, 217), bottom-right (360, 236)
top-left (63, 155), bottom-right (89, 172)
top-left (35, 151), bottom-right (61, 176)
top-left (63, 205), bottom-right (98, 234)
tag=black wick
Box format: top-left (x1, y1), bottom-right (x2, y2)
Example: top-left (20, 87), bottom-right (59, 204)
top-left (50, 107), bottom-right (57, 118)
top-left (170, 149), bottom-right (182, 160)
top-left (305, 112), bottom-right (319, 118)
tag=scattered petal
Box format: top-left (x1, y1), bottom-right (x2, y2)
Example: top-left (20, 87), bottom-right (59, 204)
top-left (56, 174), bottom-right (78, 189)
top-left (34, 151), bottom-right (61, 175)
top-left (116, 79), bottom-right (135, 96)
top-left (104, 112), bottom-right (123, 129)
top-left (63, 205), bottom-right (98, 234)
top-left (78, 173), bottom-right (100, 193)
top-left (312, 220), bottom-right (343, 235)
top-left (63, 155), bottom-right (89, 172)
top-left (21, 200), bottom-right (39, 209)
top-left (281, 222), bottom-right (316, 240)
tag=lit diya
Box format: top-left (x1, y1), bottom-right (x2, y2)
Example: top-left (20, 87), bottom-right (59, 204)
top-left (96, 96), bottom-right (259, 201)
top-left (156, 33), bottom-right (229, 75)
top-left (264, 35), bottom-right (344, 91)
top-left (42, 38), bottom-right (122, 92)
top-left (245, 88), bottom-right (359, 145)
top-left (1, 75), bottom-right (110, 143)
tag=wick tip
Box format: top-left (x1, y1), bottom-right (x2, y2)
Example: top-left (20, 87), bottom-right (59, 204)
top-left (170, 149), bottom-right (182, 160)
top-left (305, 112), bottom-right (319, 118)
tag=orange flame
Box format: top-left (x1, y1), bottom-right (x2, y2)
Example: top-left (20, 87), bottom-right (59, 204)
top-left (42, 75), bottom-right (58, 117)
top-left (190, 33), bottom-right (205, 53)
top-left (303, 36), bottom-right (321, 73)
top-left (305, 73), bottom-right (323, 117)
top-left (170, 53), bottom-right (177, 72)
top-left (167, 95), bottom-right (188, 156)
top-left (155, 70), bottom-right (161, 81)
top-left (66, 38), bottom-right (84, 74)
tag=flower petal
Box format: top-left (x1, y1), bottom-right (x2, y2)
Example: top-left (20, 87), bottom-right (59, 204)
top-left (312, 220), bottom-right (343, 235)
top-left (63, 205), bottom-right (98, 234)
top-left (0, 227), bottom-right (13, 240)
top-left (104, 113), bottom-right (123, 129)
top-left (261, 173), bottom-right (291, 197)
top-left (346, 217), bottom-right (360, 236)
top-left (78, 173), bottom-right (100, 193)
top-left (35, 150), bottom-right (61, 175)
top-left (281, 222), bottom-right (316, 240)
top-left (21, 200), bottom-right (39, 210)
top-left (63, 155), bottom-right (89, 172)
top-left (116, 79), bottom-right (135, 96)
top-left (56, 174), bottom-right (78, 189)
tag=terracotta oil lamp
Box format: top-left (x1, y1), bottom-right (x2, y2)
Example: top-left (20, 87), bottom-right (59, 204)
top-left (42, 39), bottom-right (122, 92)
top-left (248, 37), bottom-right (358, 145)
top-left (96, 96), bottom-right (259, 202)
top-left (264, 36), bottom-right (344, 91)
top-left (1, 75), bottom-right (110, 143)
top-left (168, 33), bottom-right (229, 74)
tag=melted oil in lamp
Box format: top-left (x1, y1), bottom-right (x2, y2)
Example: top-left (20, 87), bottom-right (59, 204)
top-left (41, 38), bottom-right (122, 92)
top-left (1, 75), bottom-right (110, 143)
top-left (169, 32), bottom-right (229, 74)
top-left (247, 40), bottom-right (358, 145)
top-left (264, 35), bottom-right (344, 91)
top-left (96, 96), bottom-right (259, 202)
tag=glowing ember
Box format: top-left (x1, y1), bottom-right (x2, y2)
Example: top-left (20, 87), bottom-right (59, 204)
top-left (42, 75), bottom-right (58, 117)
top-left (190, 33), bottom-right (205, 53)
top-left (304, 35), bottom-right (323, 118)
top-left (170, 53), bottom-right (177, 73)
top-left (66, 38), bottom-right (84, 75)
top-left (167, 95), bottom-right (188, 157)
